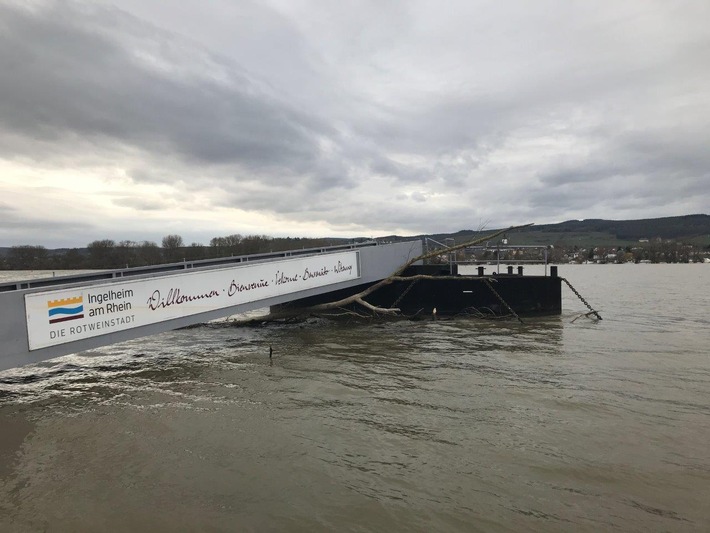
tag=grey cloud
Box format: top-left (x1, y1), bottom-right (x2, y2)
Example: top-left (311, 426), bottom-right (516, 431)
top-left (0, 204), bottom-right (91, 243)
top-left (534, 126), bottom-right (710, 216)
top-left (0, 2), bottom-right (329, 175)
top-left (368, 156), bottom-right (430, 183)
top-left (1, 1), bottom-right (708, 246)
top-left (111, 197), bottom-right (167, 211)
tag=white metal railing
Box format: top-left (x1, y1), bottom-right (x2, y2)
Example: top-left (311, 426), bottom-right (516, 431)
top-left (425, 240), bottom-right (551, 276)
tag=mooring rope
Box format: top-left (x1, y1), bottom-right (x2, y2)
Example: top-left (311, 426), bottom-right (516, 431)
top-left (561, 277), bottom-right (602, 320)
top-left (482, 278), bottom-right (524, 324)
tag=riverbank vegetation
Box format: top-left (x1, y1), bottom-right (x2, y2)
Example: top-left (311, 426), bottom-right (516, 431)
top-left (0, 234), bottom-right (354, 270)
top-left (1, 234), bottom-right (707, 270)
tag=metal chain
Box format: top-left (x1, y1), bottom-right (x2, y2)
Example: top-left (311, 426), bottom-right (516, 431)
top-left (390, 279), bottom-right (419, 308)
top-left (483, 278), bottom-right (524, 324)
top-left (561, 277), bottom-right (602, 320)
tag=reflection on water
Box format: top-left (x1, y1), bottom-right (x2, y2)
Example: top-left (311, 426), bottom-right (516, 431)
top-left (1, 265), bottom-right (709, 531)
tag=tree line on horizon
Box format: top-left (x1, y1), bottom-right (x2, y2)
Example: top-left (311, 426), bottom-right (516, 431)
top-left (3, 222), bottom-right (709, 271)
top-left (0, 234), bottom-right (352, 270)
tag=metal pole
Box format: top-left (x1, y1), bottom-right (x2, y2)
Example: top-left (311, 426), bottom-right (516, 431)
top-left (545, 248), bottom-right (548, 276)
top-left (445, 238), bottom-right (455, 274)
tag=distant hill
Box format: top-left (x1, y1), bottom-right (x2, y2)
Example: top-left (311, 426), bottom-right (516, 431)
top-left (415, 214), bottom-right (710, 248)
top-left (2, 215), bottom-right (709, 260)
top-left (522, 214), bottom-right (710, 240)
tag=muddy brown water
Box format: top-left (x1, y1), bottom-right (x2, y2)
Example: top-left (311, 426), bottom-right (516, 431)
top-left (1, 265), bottom-right (709, 531)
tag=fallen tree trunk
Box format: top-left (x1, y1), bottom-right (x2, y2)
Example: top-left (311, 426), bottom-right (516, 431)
top-left (305, 223), bottom-right (532, 314)
top-left (252, 224), bottom-right (532, 321)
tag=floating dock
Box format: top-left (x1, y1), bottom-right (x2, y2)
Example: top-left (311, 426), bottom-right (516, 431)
top-left (276, 264), bottom-right (562, 318)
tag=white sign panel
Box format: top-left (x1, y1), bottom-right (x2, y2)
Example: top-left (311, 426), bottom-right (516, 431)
top-left (25, 251), bottom-right (360, 350)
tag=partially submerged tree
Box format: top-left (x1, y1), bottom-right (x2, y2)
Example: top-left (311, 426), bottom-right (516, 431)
top-left (264, 223), bottom-right (533, 321)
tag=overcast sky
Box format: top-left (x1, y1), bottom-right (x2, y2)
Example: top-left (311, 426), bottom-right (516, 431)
top-left (1, 0), bottom-right (708, 247)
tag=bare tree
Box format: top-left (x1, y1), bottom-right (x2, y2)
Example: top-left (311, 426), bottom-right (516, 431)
top-left (6, 245), bottom-right (49, 269)
top-left (267, 223), bottom-right (532, 320)
top-left (210, 234), bottom-right (243, 256)
top-left (161, 234), bottom-right (184, 262)
top-left (137, 241), bottom-right (162, 265)
top-left (87, 239), bottom-right (116, 268)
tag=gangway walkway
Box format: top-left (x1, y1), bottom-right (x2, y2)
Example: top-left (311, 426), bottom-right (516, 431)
top-left (0, 240), bottom-right (421, 372)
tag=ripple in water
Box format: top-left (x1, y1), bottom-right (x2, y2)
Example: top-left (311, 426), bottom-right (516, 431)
top-left (1, 265), bottom-right (709, 531)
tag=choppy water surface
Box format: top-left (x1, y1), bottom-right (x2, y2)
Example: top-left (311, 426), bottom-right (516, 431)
top-left (1, 265), bottom-right (709, 531)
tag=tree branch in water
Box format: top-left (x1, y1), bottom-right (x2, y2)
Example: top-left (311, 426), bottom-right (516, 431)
top-left (304, 223), bottom-right (533, 316)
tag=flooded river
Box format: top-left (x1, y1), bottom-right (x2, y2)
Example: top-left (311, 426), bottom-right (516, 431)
top-left (1, 265), bottom-right (709, 531)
